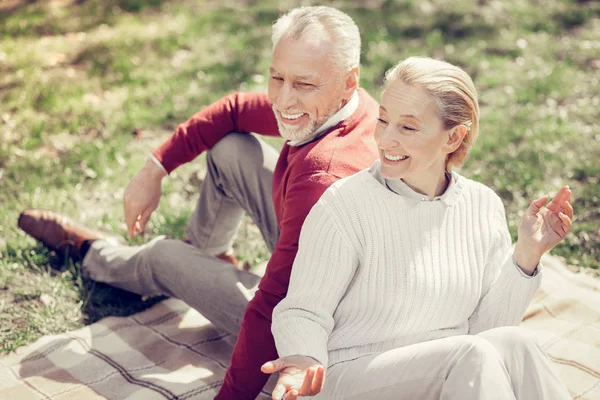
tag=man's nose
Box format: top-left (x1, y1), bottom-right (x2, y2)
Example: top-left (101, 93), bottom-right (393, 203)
top-left (277, 83), bottom-right (297, 110)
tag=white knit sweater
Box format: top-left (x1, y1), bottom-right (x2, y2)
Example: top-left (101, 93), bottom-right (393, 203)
top-left (272, 161), bottom-right (542, 368)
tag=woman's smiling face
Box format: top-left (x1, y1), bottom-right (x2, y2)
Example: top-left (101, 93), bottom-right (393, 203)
top-left (375, 81), bottom-right (458, 195)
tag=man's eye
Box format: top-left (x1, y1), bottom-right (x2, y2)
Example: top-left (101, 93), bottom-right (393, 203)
top-left (297, 82), bottom-right (314, 88)
top-left (403, 126), bottom-right (416, 131)
top-left (271, 76), bottom-right (283, 81)
top-left (377, 118), bottom-right (388, 125)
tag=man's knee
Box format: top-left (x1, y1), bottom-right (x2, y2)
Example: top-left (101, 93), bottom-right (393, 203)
top-left (207, 132), bottom-right (265, 175)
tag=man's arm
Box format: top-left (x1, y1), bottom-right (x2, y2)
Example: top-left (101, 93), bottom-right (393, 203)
top-left (216, 172), bottom-right (339, 400)
top-left (152, 92), bottom-right (279, 174)
top-left (124, 92), bottom-right (279, 236)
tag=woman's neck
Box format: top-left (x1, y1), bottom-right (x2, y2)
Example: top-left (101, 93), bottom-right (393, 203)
top-left (402, 169), bottom-right (450, 200)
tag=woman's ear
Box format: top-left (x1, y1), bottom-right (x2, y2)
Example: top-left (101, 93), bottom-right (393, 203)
top-left (444, 125), bottom-right (468, 154)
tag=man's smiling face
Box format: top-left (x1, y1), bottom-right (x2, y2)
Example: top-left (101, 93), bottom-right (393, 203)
top-left (268, 33), bottom-right (349, 142)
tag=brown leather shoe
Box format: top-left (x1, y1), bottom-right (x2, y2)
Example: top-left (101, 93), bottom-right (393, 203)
top-left (17, 209), bottom-right (124, 259)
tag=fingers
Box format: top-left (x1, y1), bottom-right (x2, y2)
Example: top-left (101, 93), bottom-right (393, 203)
top-left (527, 195), bottom-right (548, 216)
top-left (311, 366), bottom-right (325, 394)
top-left (548, 187), bottom-right (574, 224)
top-left (263, 361), bottom-right (325, 399)
top-left (547, 210), bottom-right (572, 239)
top-left (138, 207), bottom-right (152, 233)
top-left (299, 367), bottom-right (315, 394)
top-left (261, 360), bottom-right (282, 374)
top-left (563, 200), bottom-right (574, 220)
top-left (285, 390), bottom-right (299, 400)
top-left (271, 383), bottom-right (300, 400)
top-left (124, 203), bottom-right (138, 239)
top-left (559, 212), bottom-right (572, 236)
top-left (547, 186), bottom-right (570, 212)
top-left (298, 366), bottom-right (325, 396)
top-left (272, 383), bottom-right (287, 400)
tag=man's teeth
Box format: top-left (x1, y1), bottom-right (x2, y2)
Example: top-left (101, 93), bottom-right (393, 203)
top-left (384, 153), bottom-right (409, 161)
top-left (280, 111), bottom-right (305, 120)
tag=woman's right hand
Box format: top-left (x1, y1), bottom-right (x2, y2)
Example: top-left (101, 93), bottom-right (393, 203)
top-left (261, 355), bottom-right (325, 400)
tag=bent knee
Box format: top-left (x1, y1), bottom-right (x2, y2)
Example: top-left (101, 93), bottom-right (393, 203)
top-left (208, 132), bottom-right (264, 172)
top-left (454, 335), bottom-right (503, 362)
top-left (478, 326), bottom-right (540, 355)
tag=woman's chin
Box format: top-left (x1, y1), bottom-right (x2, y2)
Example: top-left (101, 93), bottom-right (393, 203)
top-left (379, 164), bottom-right (404, 180)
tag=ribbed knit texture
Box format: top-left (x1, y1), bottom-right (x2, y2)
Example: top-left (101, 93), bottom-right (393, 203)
top-left (272, 162), bottom-right (542, 368)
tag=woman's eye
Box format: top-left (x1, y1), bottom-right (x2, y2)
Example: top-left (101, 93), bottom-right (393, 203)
top-left (271, 76), bottom-right (283, 81)
top-left (377, 118), bottom-right (388, 125)
top-left (403, 126), bottom-right (416, 131)
top-left (297, 82), bottom-right (314, 88)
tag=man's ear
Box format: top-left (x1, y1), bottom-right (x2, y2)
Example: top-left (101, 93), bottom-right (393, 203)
top-left (444, 125), bottom-right (468, 154)
top-left (343, 66), bottom-right (359, 97)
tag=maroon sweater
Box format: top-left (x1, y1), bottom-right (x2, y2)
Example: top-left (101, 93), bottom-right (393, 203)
top-left (152, 89), bottom-right (378, 399)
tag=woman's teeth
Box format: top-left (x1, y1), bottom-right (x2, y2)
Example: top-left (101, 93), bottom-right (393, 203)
top-left (384, 153), bottom-right (409, 161)
top-left (280, 111), bottom-right (305, 120)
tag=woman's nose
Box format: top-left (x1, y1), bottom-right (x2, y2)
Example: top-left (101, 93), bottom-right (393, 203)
top-left (378, 127), bottom-right (399, 148)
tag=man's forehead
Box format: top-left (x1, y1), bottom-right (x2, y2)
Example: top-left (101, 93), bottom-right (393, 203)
top-left (269, 66), bottom-right (319, 80)
top-left (270, 34), bottom-right (335, 79)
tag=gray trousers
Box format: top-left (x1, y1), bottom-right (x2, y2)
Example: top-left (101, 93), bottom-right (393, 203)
top-left (83, 133), bottom-right (280, 336)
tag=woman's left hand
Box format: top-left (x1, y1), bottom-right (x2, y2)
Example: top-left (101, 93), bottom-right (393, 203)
top-left (261, 355), bottom-right (325, 400)
top-left (514, 186), bottom-right (574, 273)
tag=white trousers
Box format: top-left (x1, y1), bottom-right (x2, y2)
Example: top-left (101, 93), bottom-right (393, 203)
top-left (316, 327), bottom-right (571, 400)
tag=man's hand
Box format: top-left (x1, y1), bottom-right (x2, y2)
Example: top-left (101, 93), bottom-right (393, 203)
top-left (514, 185), bottom-right (574, 274)
top-left (261, 355), bottom-right (325, 400)
top-left (123, 158), bottom-right (167, 238)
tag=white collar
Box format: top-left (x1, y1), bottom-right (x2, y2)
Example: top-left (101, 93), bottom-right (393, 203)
top-left (287, 90), bottom-right (359, 147)
top-left (370, 160), bottom-right (460, 207)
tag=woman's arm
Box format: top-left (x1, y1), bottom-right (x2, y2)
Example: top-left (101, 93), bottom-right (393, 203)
top-left (266, 200), bottom-right (359, 399)
top-left (468, 196), bottom-right (541, 334)
top-left (468, 187), bottom-right (573, 334)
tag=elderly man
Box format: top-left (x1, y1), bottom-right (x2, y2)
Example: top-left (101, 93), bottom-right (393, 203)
top-left (18, 6), bottom-right (378, 399)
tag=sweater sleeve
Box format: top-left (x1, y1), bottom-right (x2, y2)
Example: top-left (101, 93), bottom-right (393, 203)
top-left (151, 92), bottom-right (279, 173)
top-left (272, 202), bottom-right (358, 368)
top-left (468, 196), bottom-right (542, 334)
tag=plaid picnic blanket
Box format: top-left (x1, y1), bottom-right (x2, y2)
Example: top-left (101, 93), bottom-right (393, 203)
top-left (0, 255), bottom-right (599, 400)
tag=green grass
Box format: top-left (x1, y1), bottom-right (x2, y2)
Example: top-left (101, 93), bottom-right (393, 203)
top-left (1, 0), bottom-right (599, 352)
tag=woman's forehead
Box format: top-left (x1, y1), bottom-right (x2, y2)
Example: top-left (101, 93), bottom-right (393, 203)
top-left (381, 82), bottom-right (437, 120)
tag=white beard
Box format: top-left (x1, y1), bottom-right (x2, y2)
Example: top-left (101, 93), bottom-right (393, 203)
top-left (275, 116), bottom-right (320, 142)
top-left (273, 106), bottom-right (336, 143)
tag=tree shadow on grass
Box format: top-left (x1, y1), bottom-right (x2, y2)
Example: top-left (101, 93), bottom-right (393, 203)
top-left (27, 246), bottom-right (167, 325)
top-left (79, 279), bottom-right (167, 325)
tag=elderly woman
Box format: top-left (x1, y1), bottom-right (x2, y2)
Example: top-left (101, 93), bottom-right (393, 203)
top-left (261, 57), bottom-right (573, 400)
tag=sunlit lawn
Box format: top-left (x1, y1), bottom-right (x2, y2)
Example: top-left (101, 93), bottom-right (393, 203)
top-left (1, 0), bottom-right (598, 352)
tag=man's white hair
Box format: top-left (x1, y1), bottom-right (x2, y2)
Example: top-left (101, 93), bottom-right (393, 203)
top-left (271, 6), bottom-right (361, 72)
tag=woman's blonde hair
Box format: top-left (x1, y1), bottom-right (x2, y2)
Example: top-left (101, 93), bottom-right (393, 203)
top-left (384, 57), bottom-right (479, 170)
